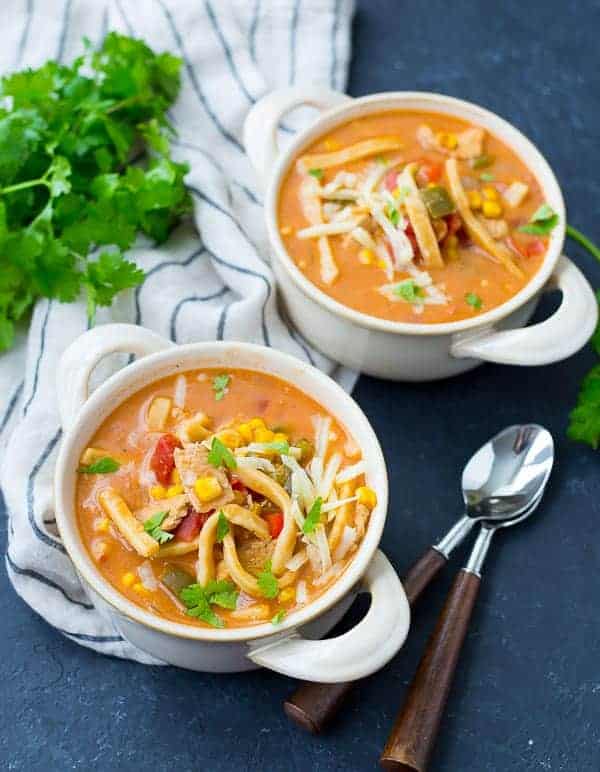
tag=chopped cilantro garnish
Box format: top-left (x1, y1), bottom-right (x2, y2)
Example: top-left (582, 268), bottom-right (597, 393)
top-left (257, 560), bottom-right (279, 599)
top-left (208, 436), bottom-right (237, 470)
top-left (216, 510), bottom-right (229, 542)
top-left (302, 497), bottom-right (323, 534)
top-left (143, 511), bottom-right (174, 544)
top-left (387, 206), bottom-right (400, 226)
top-left (518, 203), bottom-right (559, 235)
top-left (180, 580), bottom-right (239, 627)
top-left (392, 279), bottom-right (424, 304)
top-left (308, 168), bottom-right (324, 180)
top-left (465, 292), bottom-right (483, 310)
top-left (212, 373), bottom-right (230, 401)
top-left (272, 610), bottom-right (286, 625)
top-left (78, 456), bottom-right (120, 474)
top-left (479, 172), bottom-right (495, 182)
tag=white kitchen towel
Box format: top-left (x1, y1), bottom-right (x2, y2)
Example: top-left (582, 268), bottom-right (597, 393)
top-left (1, 0), bottom-right (355, 663)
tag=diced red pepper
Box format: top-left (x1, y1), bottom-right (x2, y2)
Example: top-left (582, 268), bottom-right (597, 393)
top-left (417, 161), bottom-right (443, 185)
top-left (264, 512), bottom-right (284, 538)
top-left (525, 237), bottom-right (546, 257)
top-left (384, 170), bottom-right (398, 192)
top-left (150, 433), bottom-right (181, 486)
top-left (507, 235), bottom-right (546, 259)
top-left (231, 477), bottom-right (248, 495)
top-left (405, 223), bottom-right (418, 252)
top-left (175, 509), bottom-right (210, 542)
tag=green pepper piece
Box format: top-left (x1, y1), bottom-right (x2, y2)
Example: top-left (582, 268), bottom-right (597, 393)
top-left (161, 565), bottom-right (195, 595)
top-left (420, 186), bottom-right (456, 219)
top-left (470, 154), bottom-right (495, 170)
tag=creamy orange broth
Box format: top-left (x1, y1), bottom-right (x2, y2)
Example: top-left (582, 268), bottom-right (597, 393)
top-left (278, 111), bottom-right (548, 323)
top-left (76, 369), bottom-right (370, 629)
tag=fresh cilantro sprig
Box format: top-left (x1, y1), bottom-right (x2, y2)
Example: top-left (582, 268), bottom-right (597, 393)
top-left (302, 497), bottom-right (323, 534)
top-left (77, 456), bottom-right (120, 474)
top-left (0, 32), bottom-right (192, 350)
top-left (212, 373), bottom-right (230, 401)
top-left (208, 436), bottom-right (237, 470)
top-left (392, 279), bottom-right (424, 304)
top-left (180, 580), bottom-right (239, 627)
top-left (143, 511), bottom-right (174, 544)
top-left (257, 560), bottom-right (279, 599)
top-left (519, 203), bottom-right (559, 235)
top-left (216, 510), bottom-right (229, 542)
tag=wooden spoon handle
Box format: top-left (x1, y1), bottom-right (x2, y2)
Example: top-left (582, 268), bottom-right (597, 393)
top-left (380, 569), bottom-right (480, 771)
top-left (283, 547), bottom-right (448, 734)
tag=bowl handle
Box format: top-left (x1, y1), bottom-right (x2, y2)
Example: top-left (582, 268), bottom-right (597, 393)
top-left (246, 550), bottom-right (410, 683)
top-left (450, 256), bottom-right (598, 365)
top-left (57, 324), bottom-right (174, 432)
top-left (243, 86), bottom-right (352, 188)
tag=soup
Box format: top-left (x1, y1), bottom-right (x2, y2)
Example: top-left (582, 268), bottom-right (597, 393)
top-left (278, 111), bottom-right (557, 324)
top-left (76, 368), bottom-right (375, 629)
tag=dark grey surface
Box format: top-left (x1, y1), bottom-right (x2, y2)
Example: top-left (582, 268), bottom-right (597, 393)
top-left (2, 1), bottom-right (600, 770)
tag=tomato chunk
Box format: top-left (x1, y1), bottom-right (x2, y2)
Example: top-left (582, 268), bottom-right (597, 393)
top-left (150, 433), bottom-right (181, 485)
top-left (231, 477), bottom-right (248, 495)
top-left (446, 212), bottom-right (463, 235)
top-left (264, 512), bottom-right (284, 538)
top-left (384, 170), bottom-right (399, 192)
top-left (417, 161), bottom-right (442, 185)
top-left (175, 509), bottom-right (209, 542)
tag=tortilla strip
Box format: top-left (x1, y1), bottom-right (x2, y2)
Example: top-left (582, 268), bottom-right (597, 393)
top-left (328, 480), bottom-right (357, 553)
top-left (222, 533), bottom-right (261, 596)
top-left (297, 220), bottom-right (362, 239)
top-left (445, 158), bottom-right (523, 278)
top-left (236, 467), bottom-right (295, 575)
top-left (98, 488), bottom-right (159, 558)
top-left (221, 503), bottom-right (271, 541)
top-left (158, 537), bottom-right (199, 558)
top-left (196, 511), bottom-right (220, 585)
top-left (299, 137), bottom-right (404, 171)
top-left (397, 163), bottom-right (443, 268)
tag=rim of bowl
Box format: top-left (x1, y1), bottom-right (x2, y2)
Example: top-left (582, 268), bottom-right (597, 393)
top-left (54, 340), bottom-right (389, 643)
top-left (265, 90), bottom-right (566, 336)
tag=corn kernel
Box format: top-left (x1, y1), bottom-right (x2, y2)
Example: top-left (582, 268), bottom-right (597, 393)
top-left (273, 432), bottom-right (288, 444)
top-left (467, 190), bottom-right (482, 210)
top-left (94, 517), bottom-right (110, 533)
top-left (482, 185), bottom-right (499, 201)
top-left (248, 418), bottom-right (266, 431)
top-left (427, 181), bottom-right (438, 188)
top-left (376, 259), bottom-right (387, 269)
top-left (254, 428), bottom-right (275, 443)
top-left (280, 225), bottom-right (292, 235)
top-left (436, 131), bottom-right (458, 150)
top-left (237, 422), bottom-right (253, 443)
top-left (150, 485), bottom-right (167, 500)
top-left (171, 469), bottom-right (181, 485)
top-left (217, 428), bottom-right (243, 449)
top-left (166, 484), bottom-right (184, 498)
top-left (356, 486), bottom-right (377, 509)
top-left (194, 476), bottom-right (223, 503)
top-left (279, 587), bottom-right (296, 604)
top-left (446, 235), bottom-right (459, 249)
top-left (324, 139), bottom-right (340, 151)
top-left (358, 248), bottom-right (374, 265)
top-left (122, 572), bottom-right (136, 587)
top-left (482, 200), bottom-right (503, 219)
top-left (132, 582), bottom-right (149, 594)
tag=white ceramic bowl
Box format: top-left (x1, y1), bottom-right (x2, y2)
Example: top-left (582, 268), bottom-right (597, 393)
top-left (244, 88), bottom-right (598, 381)
top-left (54, 323), bottom-right (410, 678)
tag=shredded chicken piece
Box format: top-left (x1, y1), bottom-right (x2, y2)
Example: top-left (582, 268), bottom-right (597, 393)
top-left (482, 218), bottom-right (509, 240)
top-left (445, 158), bottom-right (523, 278)
top-left (416, 124), bottom-right (486, 160)
top-left (135, 494), bottom-right (189, 531)
top-left (299, 176), bottom-right (339, 285)
top-left (174, 444), bottom-right (234, 512)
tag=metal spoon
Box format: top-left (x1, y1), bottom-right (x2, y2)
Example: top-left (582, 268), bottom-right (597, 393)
top-left (380, 487), bottom-right (550, 771)
top-left (284, 425), bottom-right (554, 735)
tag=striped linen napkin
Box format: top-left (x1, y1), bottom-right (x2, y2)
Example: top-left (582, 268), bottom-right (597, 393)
top-left (0, 0), bottom-right (355, 663)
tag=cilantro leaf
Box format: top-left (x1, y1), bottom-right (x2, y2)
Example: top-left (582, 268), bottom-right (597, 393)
top-left (257, 560), bottom-right (279, 599)
top-left (392, 279), bottom-right (424, 304)
top-left (212, 373), bottom-right (230, 401)
top-left (216, 510), bottom-right (229, 542)
top-left (143, 510), bottom-right (174, 544)
top-left (83, 250), bottom-right (145, 323)
top-left (78, 456), bottom-right (120, 474)
top-left (180, 580), bottom-right (238, 626)
top-left (387, 206), bottom-right (400, 226)
top-left (302, 497), bottom-right (323, 534)
top-left (272, 610), bottom-right (286, 625)
top-left (208, 436), bottom-right (237, 471)
top-left (519, 203), bottom-right (559, 235)
top-left (568, 364), bottom-right (600, 449)
top-left (465, 292), bottom-right (483, 310)
top-left (308, 168), bottom-right (324, 180)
